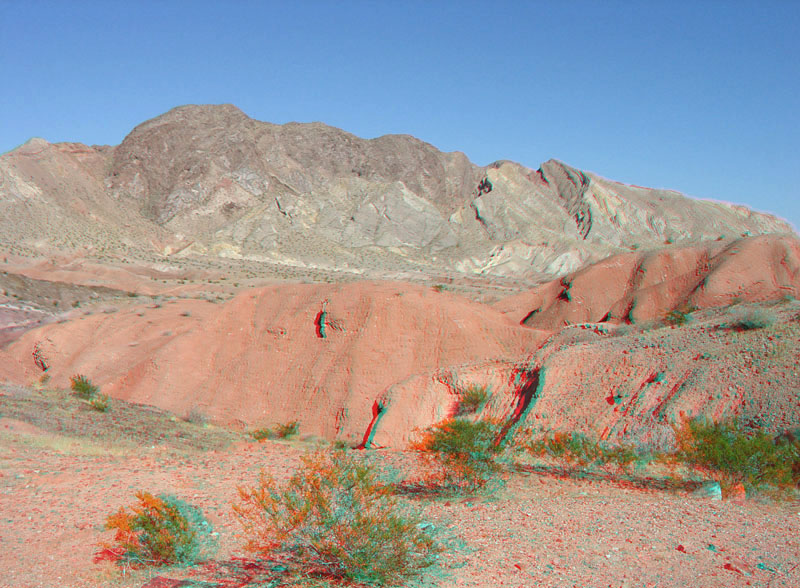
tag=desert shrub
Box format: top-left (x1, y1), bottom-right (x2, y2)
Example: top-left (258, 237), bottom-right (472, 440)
top-left (101, 491), bottom-right (215, 568)
top-left (234, 449), bottom-right (441, 586)
top-left (90, 393), bottom-right (111, 413)
top-left (70, 374), bottom-right (98, 400)
top-left (413, 418), bottom-right (504, 493)
top-left (275, 420), bottom-right (299, 439)
top-left (675, 419), bottom-right (800, 492)
top-left (524, 431), bottom-right (640, 472)
top-left (455, 385), bottom-right (490, 416)
top-left (602, 444), bottom-right (640, 470)
top-left (526, 431), bottom-right (600, 465)
top-left (725, 307), bottom-right (777, 331)
top-left (251, 428), bottom-right (273, 441)
top-left (663, 304), bottom-right (696, 327)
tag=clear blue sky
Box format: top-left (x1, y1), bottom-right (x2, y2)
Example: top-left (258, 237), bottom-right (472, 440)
top-left (1, 0), bottom-right (798, 230)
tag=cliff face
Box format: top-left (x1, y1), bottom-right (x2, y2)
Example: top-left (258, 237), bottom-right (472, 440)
top-left (1, 104), bottom-right (793, 279)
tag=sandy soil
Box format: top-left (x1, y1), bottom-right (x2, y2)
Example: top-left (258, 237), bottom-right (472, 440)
top-left (1, 411), bottom-right (797, 588)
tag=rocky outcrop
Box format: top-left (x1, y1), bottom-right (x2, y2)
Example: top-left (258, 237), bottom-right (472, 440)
top-left (1, 105), bottom-right (793, 279)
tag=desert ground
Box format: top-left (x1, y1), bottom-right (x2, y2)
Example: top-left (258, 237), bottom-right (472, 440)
top-left (2, 382), bottom-right (799, 588)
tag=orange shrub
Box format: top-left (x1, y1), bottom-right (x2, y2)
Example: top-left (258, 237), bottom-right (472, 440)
top-left (99, 491), bottom-right (214, 567)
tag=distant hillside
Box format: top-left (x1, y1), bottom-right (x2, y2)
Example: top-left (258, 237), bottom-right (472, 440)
top-left (0, 104), bottom-right (793, 279)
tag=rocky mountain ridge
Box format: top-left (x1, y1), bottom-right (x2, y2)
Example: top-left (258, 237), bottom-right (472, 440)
top-left (1, 104), bottom-right (793, 281)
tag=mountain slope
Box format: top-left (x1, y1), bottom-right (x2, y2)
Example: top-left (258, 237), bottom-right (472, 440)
top-left (0, 104), bottom-right (793, 280)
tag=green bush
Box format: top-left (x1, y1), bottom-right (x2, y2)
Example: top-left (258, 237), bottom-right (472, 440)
top-left (275, 420), bottom-right (299, 439)
top-left (234, 449), bottom-right (441, 586)
top-left (90, 393), bottom-right (111, 413)
top-left (675, 419), bottom-right (800, 492)
top-left (413, 418), bottom-right (504, 493)
top-left (524, 431), bottom-right (639, 472)
top-left (455, 385), bottom-right (490, 416)
top-left (663, 304), bottom-right (696, 326)
top-left (101, 492), bottom-right (215, 567)
top-left (70, 374), bottom-right (98, 400)
top-left (251, 428), bottom-right (273, 441)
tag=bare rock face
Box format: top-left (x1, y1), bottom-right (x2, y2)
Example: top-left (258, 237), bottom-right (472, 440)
top-left (1, 104), bottom-right (793, 279)
top-left (2, 104), bottom-right (799, 450)
top-left (107, 105), bottom-right (480, 266)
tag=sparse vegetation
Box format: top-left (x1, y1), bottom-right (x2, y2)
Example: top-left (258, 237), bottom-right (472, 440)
top-left (184, 406), bottom-right (208, 425)
top-left (251, 421), bottom-right (300, 441)
top-left (275, 420), bottom-right (299, 439)
top-left (519, 421), bottom-right (800, 498)
top-left (250, 428), bottom-right (273, 441)
top-left (233, 449), bottom-right (441, 586)
top-left (100, 491), bottom-right (215, 568)
top-left (663, 303), bottom-right (696, 326)
top-left (674, 419), bottom-right (800, 493)
top-left (455, 385), bottom-right (490, 416)
top-left (523, 431), bottom-right (640, 473)
top-left (70, 374), bottom-right (99, 400)
top-left (90, 393), bottom-right (111, 412)
top-left (413, 418), bottom-right (505, 493)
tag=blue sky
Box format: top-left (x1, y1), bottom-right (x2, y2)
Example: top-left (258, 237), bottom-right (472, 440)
top-left (1, 0), bottom-right (798, 230)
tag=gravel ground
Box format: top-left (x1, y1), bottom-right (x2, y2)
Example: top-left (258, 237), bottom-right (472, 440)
top-left (1, 427), bottom-right (798, 588)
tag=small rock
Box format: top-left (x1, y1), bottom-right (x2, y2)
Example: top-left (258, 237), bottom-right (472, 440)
top-left (692, 481), bottom-right (722, 500)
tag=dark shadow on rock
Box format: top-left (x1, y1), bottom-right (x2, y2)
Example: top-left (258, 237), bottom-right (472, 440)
top-left (358, 399), bottom-right (385, 449)
top-left (496, 368), bottom-right (541, 447)
top-left (314, 309), bottom-right (327, 338)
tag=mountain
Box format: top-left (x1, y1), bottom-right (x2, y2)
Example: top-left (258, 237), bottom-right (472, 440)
top-left (1, 104), bottom-right (793, 281)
